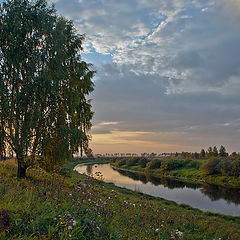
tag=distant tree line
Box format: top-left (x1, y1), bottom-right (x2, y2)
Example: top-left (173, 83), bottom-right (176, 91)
top-left (112, 145), bottom-right (240, 177)
top-left (180, 145), bottom-right (239, 159)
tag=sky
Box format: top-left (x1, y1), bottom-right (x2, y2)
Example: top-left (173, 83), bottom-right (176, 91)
top-left (49, 0), bottom-right (240, 154)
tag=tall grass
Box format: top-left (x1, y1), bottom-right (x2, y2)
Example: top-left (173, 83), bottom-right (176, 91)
top-left (0, 160), bottom-right (240, 239)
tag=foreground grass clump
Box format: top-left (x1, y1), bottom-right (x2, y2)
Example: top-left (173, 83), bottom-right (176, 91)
top-left (1, 160), bottom-right (240, 239)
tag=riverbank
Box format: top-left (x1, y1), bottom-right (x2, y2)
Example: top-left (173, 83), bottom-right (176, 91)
top-left (110, 159), bottom-right (240, 189)
top-left (1, 159), bottom-right (240, 239)
top-left (63, 157), bottom-right (110, 170)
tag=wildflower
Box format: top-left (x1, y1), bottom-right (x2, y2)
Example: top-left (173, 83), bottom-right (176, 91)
top-left (155, 228), bottom-right (159, 232)
top-left (60, 222), bottom-right (64, 225)
top-left (72, 220), bottom-right (77, 226)
top-left (176, 229), bottom-right (183, 236)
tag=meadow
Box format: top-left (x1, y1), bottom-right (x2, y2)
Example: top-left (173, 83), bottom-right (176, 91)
top-left (0, 158), bottom-right (240, 239)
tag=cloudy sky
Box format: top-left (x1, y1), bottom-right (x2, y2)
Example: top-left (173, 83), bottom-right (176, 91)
top-left (51, 0), bottom-right (240, 154)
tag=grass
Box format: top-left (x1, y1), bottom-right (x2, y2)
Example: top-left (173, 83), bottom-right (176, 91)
top-left (0, 159), bottom-right (240, 239)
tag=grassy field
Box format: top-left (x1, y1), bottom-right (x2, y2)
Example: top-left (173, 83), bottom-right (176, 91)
top-left (0, 159), bottom-right (240, 239)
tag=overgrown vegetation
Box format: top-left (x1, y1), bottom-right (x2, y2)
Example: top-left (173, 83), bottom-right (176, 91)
top-left (1, 159), bottom-right (240, 239)
top-left (112, 157), bottom-right (202, 172)
top-left (111, 155), bottom-right (240, 188)
top-left (201, 157), bottom-right (240, 177)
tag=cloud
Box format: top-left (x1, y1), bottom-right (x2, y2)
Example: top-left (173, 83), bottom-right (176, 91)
top-left (220, 0), bottom-right (240, 15)
top-left (51, 0), bottom-right (240, 153)
top-left (90, 62), bottom-right (240, 152)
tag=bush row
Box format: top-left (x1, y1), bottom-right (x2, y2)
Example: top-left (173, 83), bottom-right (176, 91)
top-left (113, 157), bottom-right (150, 168)
top-left (146, 159), bottom-right (202, 171)
top-left (200, 157), bottom-right (240, 177)
top-left (113, 157), bottom-right (202, 171)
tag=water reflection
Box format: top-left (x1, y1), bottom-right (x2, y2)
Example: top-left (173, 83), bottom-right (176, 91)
top-left (117, 168), bottom-right (240, 205)
top-left (118, 169), bottom-right (201, 189)
top-left (86, 164), bottom-right (93, 175)
top-left (201, 184), bottom-right (240, 205)
top-left (75, 163), bottom-right (240, 216)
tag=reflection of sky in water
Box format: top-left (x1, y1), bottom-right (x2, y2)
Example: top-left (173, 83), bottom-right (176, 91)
top-left (75, 164), bottom-right (240, 216)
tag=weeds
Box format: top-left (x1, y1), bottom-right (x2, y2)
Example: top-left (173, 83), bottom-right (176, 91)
top-left (0, 160), bottom-right (240, 239)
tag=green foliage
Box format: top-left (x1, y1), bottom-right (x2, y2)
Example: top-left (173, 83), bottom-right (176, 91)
top-left (206, 147), bottom-right (214, 158)
top-left (1, 161), bottom-right (240, 240)
top-left (114, 157), bottom-right (203, 173)
top-left (201, 157), bottom-right (240, 177)
top-left (125, 157), bottom-right (139, 167)
top-left (115, 158), bottom-right (127, 167)
top-left (182, 159), bottom-right (202, 169)
top-left (42, 133), bottom-right (70, 171)
top-left (146, 159), bottom-right (162, 169)
top-left (213, 146), bottom-right (218, 157)
top-left (231, 159), bottom-right (240, 177)
top-left (200, 158), bottom-right (221, 175)
top-left (138, 157), bottom-right (149, 168)
top-left (0, 0), bottom-right (94, 177)
top-left (219, 145), bottom-right (228, 157)
top-left (112, 157), bottom-right (150, 169)
top-left (161, 159), bottom-right (186, 171)
top-left (199, 149), bottom-right (206, 159)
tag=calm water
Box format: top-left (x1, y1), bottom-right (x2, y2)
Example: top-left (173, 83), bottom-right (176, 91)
top-left (75, 163), bottom-right (240, 216)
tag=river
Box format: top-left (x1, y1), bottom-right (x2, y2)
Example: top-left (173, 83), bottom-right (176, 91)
top-left (75, 163), bottom-right (240, 216)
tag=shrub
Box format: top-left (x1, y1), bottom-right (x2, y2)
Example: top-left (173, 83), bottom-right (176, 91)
top-left (185, 160), bottom-right (202, 169)
top-left (231, 159), bottom-right (240, 176)
top-left (200, 158), bottom-right (221, 175)
top-left (219, 159), bottom-right (231, 176)
top-left (126, 158), bottom-right (140, 167)
top-left (219, 158), bottom-right (240, 177)
top-left (138, 158), bottom-right (149, 168)
top-left (146, 159), bottom-right (162, 170)
top-left (116, 158), bottom-right (127, 167)
top-left (161, 159), bottom-right (186, 171)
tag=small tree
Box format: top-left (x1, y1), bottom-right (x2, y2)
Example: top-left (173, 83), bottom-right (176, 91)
top-left (231, 159), bottom-right (240, 177)
top-left (230, 152), bottom-right (237, 158)
top-left (213, 146), bottom-right (218, 157)
top-left (0, 0), bottom-right (94, 177)
top-left (200, 158), bottom-right (221, 175)
top-left (194, 152), bottom-right (199, 159)
top-left (199, 149), bottom-right (206, 159)
top-left (206, 147), bottom-right (213, 158)
top-left (219, 145), bottom-right (228, 157)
